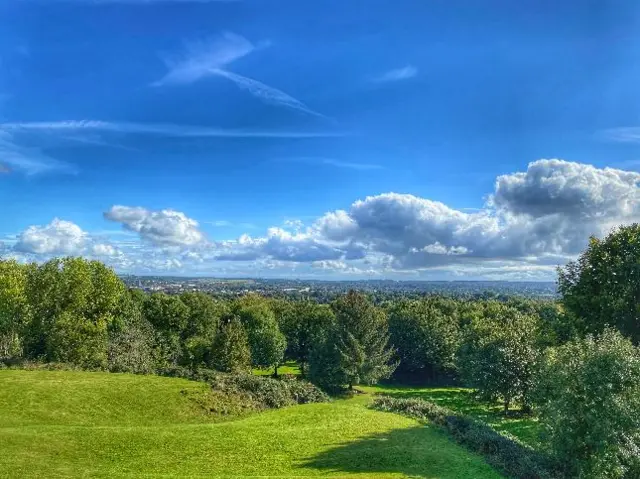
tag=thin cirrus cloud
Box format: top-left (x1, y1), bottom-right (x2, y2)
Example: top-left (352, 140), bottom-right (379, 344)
top-left (371, 65), bottom-right (418, 83)
top-left (602, 127), bottom-right (640, 143)
top-left (152, 32), bottom-right (326, 118)
top-left (0, 120), bottom-right (344, 139)
top-left (0, 131), bottom-right (75, 176)
top-left (278, 157), bottom-right (384, 171)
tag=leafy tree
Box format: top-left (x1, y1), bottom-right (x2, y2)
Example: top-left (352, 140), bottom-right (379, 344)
top-left (235, 296), bottom-right (286, 373)
top-left (23, 258), bottom-right (126, 367)
top-left (558, 224), bottom-right (640, 343)
top-left (458, 304), bottom-right (540, 413)
top-left (142, 292), bottom-right (190, 366)
top-left (277, 300), bottom-right (335, 375)
top-left (210, 317), bottom-right (251, 373)
top-left (388, 298), bottom-right (460, 380)
top-left (179, 292), bottom-right (224, 367)
top-left (534, 329), bottom-right (640, 478)
top-left (0, 260), bottom-right (29, 361)
top-left (107, 289), bottom-right (157, 374)
top-left (311, 291), bottom-right (397, 390)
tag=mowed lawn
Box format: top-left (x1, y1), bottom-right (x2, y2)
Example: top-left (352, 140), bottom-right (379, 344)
top-left (0, 370), bottom-right (503, 478)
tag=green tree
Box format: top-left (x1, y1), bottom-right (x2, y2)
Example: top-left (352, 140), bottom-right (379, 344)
top-left (277, 300), bottom-right (335, 375)
top-left (558, 224), bottom-right (640, 343)
top-left (534, 329), bottom-right (640, 478)
top-left (458, 304), bottom-right (540, 413)
top-left (235, 296), bottom-right (286, 373)
top-left (388, 298), bottom-right (460, 380)
top-left (0, 260), bottom-right (29, 361)
top-left (23, 258), bottom-right (126, 367)
top-left (180, 292), bottom-right (225, 367)
top-left (142, 292), bottom-right (190, 366)
top-left (313, 291), bottom-right (397, 390)
top-left (210, 317), bottom-right (251, 373)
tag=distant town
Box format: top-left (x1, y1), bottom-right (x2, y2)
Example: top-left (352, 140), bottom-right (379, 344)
top-left (121, 276), bottom-right (558, 300)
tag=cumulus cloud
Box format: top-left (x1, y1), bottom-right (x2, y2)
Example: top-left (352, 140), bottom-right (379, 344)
top-left (311, 159), bottom-right (640, 271)
top-left (11, 159), bottom-right (640, 279)
top-left (15, 219), bottom-right (87, 255)
top-left (104, 206), bottom-right (206, 247)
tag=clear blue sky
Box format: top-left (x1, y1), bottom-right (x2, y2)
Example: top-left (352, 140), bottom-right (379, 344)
top-left (2, 0), bottom-right (640, 279)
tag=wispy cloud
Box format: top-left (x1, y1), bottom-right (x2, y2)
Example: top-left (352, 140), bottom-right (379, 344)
top-left (0, 131), bottom-right (74, 176)
top-left (40, 0), bottom-right (238, 4)
top-left (153, 32), bottom-right (325, 118)
top-left (0, 120), bottom-right (344, 138)
top-left (602, 127), bottom-right (640, 143)
top-left (371, 65), bottom-right (418, 83)
top-left (278, 157), bottom-right (384, 171)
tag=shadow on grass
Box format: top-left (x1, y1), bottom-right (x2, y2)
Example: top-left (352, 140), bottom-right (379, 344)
top-left (372, 385), bottom-right (541, 447)
top-left (302, 426), bottom-right (499, 479)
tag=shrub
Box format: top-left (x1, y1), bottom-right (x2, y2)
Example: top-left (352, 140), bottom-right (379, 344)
top-left (372, 396), bottom-right (559, 479)
top-left (159, 366), bottom-right (329, 410)
top-left (534, 328), bottom-right (640, 478)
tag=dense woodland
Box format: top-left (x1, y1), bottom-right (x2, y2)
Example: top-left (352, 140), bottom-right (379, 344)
top-left (2, 225), bottom-right (640, 478)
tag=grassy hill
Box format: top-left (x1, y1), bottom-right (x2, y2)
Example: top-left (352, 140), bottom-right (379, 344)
top-left (0, 370), bottom-right (503, 478)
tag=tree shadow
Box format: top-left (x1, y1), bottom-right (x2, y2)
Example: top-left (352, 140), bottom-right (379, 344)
top-left (301, 425), bottom-right (498, 478)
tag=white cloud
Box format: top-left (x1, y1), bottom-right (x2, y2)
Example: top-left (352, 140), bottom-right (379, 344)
top-left (91, 243), bottom-right (119, 257)
top-left (104, 206), bottom-right (207, 247)
top-left (14, 219), bottom-right (87, 255)
top-left (0, 120), bottom-right (342, 139)
top-left (152, 32), bottom-right (325, 118)
top-left (0, 131), bottom-right (74, 176)
top-left (372, 65), bottom-right (417, 83)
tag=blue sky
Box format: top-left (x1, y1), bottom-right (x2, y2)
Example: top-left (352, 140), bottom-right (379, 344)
top-left (2, 0), bottom-right (640, 279)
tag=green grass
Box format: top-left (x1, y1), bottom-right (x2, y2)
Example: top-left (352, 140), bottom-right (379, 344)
top-left (0, 370), bottom-right (503, 478)
top-left (253, 360), bottom-right (301, 376)
top-left (365, 384), bottom-right (541, 448)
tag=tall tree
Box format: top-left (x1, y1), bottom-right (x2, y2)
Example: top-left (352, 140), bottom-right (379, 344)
top-left (332, 291), bottom-right (397, 389)
top-left (388, 298), bottom-right (460, 380)
top-left (180, 292), bottom-right (225, 367)
top-left (0, 260), bottom-right (29, 360)
top-left (235, 295), bottom-right (286, 373)
top-left (210, 317), bottom-right (251, 373)
top-left (458, 304), bottom-right (540, 413)
top-left (558, 224), bottom-right (640, 343)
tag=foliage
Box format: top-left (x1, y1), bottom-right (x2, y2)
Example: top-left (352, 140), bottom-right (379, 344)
top-left (558, 224), bottom-right (640, 344)
top-left (179, 292), bottom-right (225, 367)
top-left (458, 304), bottom-right (541, 412)
top-left (142, 292), bottom-right (190, 365)
top-left (0, 260), bottom-right (29, 360)
top-left (388, 298), bottom-right (461, 380)
top-left (234, 296), bottom-right (286, 371)
top-left (534, 328), bottom-right (640, 478)
top-left (210, 317), bottom-right (252, 373)
top-left (23, 258), bottom-right (126, 367)
top-left (332, 291), bottom-right (398, 388)
top-left (373, 396), bottom-right (559, 479)
top-left (159, 366), bottom-right (328, 409)
top-left (274, 299), bottom-right (335, 375)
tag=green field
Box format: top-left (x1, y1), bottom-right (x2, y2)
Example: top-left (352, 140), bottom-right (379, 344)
top-left (0, 370), bottom-right (503, 478)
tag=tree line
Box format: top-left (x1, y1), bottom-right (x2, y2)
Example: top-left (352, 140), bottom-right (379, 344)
top-left (2, 224), bottom-right (640, 477)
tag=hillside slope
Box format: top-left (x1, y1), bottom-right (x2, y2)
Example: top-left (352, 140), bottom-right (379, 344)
top-left (0, 370), bottom-right (502, 478)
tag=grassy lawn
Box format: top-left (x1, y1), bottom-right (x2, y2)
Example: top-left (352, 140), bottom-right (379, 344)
top-left (365, 384), bottom-right (541, 448)
top-left (252, 360), bottom-right (301, 377)
top-left (0, 370), bottom-right (503, 478)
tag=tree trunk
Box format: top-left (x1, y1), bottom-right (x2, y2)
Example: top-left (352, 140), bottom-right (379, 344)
top-left (273, 364), bottom-right (279, 378)
top-left (503, 399), bottom-right (510, 415)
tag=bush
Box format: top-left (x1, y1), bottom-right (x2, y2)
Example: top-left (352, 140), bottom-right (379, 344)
top-left (372, 396), bottom-right (559, 479)
top-left (159, 366), bottom-right (329, 410)
top-left (534, 328), bottom-right (640, 478)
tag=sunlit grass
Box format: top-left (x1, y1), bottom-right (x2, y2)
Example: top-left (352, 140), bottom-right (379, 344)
top-left (252, 359), bottom-right (301, 376)
top-left (364, 384), bottom-right (541, 447)
top-left (0, 369), bottom-right (503, 478)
